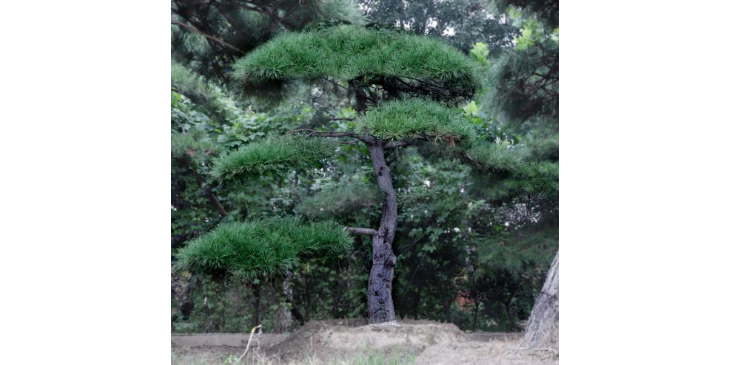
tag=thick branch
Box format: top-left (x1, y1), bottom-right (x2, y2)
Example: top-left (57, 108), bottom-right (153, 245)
top-left (172, 18), bottom-right (244, 54)
top-left (344, 227), bottom-right (379, 236)
top-left (369, 76), bottom-right (475, 104)
top-left (288, 129), bottom-right (375, 145)
top-left (384, 141), bottom-right (409, 149)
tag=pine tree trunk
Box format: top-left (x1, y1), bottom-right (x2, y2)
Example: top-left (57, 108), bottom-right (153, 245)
top-left (367, 141), bottom-right (398, 323)
top-left (520, 250), bottom-right (559, 351)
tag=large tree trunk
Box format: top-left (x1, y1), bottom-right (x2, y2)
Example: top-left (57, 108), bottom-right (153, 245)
top-left (367, 141), bottom-right (398, 323)
top-left (520, 250), bottom-right (559, 351)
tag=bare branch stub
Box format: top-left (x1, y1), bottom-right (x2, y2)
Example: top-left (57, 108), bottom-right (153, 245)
top-left (344, 226), bottom-right (379, 236)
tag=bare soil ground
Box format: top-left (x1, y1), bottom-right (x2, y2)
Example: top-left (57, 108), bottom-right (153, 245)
top-left (171, 320), bottom-right (558, 365)
top-left (172, 333), bottom-right (289, 347)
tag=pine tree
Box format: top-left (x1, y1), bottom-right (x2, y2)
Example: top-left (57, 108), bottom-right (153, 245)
top-left (177, 25), bottom-right (485, 323)
top-left (175, 24), bottom-right (559, 325)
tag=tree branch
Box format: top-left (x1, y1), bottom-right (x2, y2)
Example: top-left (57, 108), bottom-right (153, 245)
top-left (172, 18), bottom-right (244, 54)
top-left (182, 154), bottom-right (228, 217)
top-left (344, 226), bottom-right (379, 236)
top-left (288, 129), bottom-right (374, 144)
top-left (193, 169), bottom-right (228, 217)
top-left (384, 141), bottom-right (409, 149)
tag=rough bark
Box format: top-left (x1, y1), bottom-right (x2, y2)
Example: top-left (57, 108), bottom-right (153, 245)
top-left (366, 140), bottom-right (398, 323)
top-left (520, 250), bottom-right (559, 352)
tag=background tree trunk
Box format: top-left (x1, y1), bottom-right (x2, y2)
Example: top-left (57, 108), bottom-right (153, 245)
top-left (274, 270), bottom-right (294, 332)
top-left (520, 250), bottom-right (559, 352)
top-left (252, 282), bottom-right (261, 328)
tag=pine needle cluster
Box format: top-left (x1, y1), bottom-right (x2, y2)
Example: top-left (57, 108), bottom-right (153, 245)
top-left (174, 218), bottom-right (353, 280)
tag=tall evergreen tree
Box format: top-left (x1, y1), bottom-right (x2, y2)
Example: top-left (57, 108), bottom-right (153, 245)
top-left (482, 0), bottom-right (559, 351)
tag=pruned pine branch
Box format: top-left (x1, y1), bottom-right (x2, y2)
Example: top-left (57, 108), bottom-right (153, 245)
top-left (287, 129), bottom-right (374, 144)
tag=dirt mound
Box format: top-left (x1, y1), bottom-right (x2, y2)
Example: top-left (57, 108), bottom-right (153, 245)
top-left (268, 319), bottom-right (467, 361)
top-left (413, 340), bottom-right (558, 365)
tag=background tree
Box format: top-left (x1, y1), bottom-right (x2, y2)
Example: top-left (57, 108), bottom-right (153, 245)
top-left (359, 0), bottom-right (517, 54)
top-left (172, 0), bottom-right (365, 79)
top-left (479, 0), bottom-right (559, 350)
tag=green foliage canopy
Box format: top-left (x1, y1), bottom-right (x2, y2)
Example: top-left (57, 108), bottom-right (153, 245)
top-left (175, 218), bottom-right (353, 280)
top-left (211, 137), bottom-right (336, 180)
top-left (233, 25), bottom-right (480, 89)
top-left (355, 98), bottom-right (475, 145)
